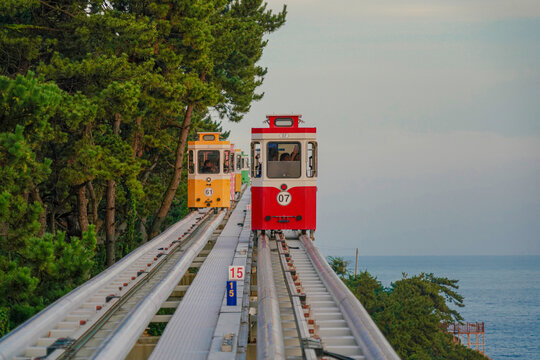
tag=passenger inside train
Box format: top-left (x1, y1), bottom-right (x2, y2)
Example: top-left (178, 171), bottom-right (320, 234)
top-left (279, 153), bottom-right (290, 161)
top-left (267, 142), bottom-right (301, 178)
top-left (199, 150), bottom-right (220, 174)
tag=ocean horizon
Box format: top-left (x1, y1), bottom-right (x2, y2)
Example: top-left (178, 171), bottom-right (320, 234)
top-left (323, 254), bottom-right (540, 360)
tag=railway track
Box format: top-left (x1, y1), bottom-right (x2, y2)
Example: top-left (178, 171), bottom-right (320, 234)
top-left (63, 211), bottom-right (225, 360)
top-left (0, 209), bottom-right (225, 360)
top-left (257, 231), bottom-right (399, 360)
top-left (2, 186), bottom-right (399, 360)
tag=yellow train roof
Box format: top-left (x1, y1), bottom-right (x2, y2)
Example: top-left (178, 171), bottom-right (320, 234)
top-left (188, 132), bottom-right (230, 145)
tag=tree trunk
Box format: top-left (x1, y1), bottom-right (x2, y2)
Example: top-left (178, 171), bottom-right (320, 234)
top-left (76, 183), bottom-right (89, 234)
top-left (30, 186), bottom-right (47, 237)
top-left (150, 104), bottom-right (194, 237)
top-left (105, 179), bottom-right (116, 266)
top-left (140, 216), bottom-right (148, 242)
top-left (87, 181), bottom-right (98, 225)
top-left (105, 114), bottom-right (121, 266)
top-left (141, 154), bottom-right (159, 186)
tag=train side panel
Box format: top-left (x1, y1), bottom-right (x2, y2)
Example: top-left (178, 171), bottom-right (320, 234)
top-left (235, 173), bottom-right (242, 192)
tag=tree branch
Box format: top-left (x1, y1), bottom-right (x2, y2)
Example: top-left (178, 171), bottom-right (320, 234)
top-left (36, 0), bottom-right (75, 18)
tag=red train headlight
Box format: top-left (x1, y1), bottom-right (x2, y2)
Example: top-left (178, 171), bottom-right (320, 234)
top-left (280, 184), bottom-right (287, 190)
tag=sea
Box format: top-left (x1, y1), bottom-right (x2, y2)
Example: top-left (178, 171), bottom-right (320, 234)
top-left (333, 255), bottom-right (540, 359)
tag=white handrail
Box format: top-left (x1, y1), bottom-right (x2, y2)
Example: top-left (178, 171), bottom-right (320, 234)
top-left (257, 234), bottom-right (286, 360)
top-left (0, 211), bottom-right (199, 360)
top-left (300, 235), bottom-right (400, 360)
top-left (93, 211), bottom-right (225, 360)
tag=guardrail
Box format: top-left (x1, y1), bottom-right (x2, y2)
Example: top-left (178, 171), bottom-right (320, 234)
top-left (257, 234), bottom-right (286, 360)
top-left (299, 235), bottom-right (400, 360)
top-left (92, 211), bottom-right (225, 360)
top-left (276, 234), bottom-right (317, 359)
top-left (0, 211), bottom-right (201, 360)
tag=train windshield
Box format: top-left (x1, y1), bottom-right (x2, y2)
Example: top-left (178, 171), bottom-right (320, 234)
top-left (267, 142), bottom-right (301, 178)
top-left (198, 150), bottom-right (220, 174)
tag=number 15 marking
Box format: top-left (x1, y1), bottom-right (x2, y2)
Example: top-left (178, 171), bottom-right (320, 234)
top-left (229, 266), bottom-right (245, 280)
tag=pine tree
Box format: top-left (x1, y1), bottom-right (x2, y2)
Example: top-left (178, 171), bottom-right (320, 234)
top-left (150, 0), bottom-right (286, 236)
top-left (0, 73), bottom-right (96, 333)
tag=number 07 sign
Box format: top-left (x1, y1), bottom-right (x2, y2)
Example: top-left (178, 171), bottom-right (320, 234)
top-left (228, 266), bottom-right (245, 280)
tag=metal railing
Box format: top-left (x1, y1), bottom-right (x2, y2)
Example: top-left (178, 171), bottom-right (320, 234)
top-left (90, 211), bottom-right (225, 360)
top-left (257, 233), bottom-right (286, 360)
top-left (443, 322), bottom-right (485, 334)
top-left (0, 211), bottom-right (202, 360)
top-left (299, 235), bottom-right (400, 360)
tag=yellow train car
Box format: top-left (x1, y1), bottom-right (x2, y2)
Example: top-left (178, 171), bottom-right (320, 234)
top-left (187, 132), bottom-right (232, 210)
top-left (234, 148), bottom-right (242, 193)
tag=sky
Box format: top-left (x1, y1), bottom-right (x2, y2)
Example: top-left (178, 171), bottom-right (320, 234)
top-left (222, 0), bottom-right (540, 256)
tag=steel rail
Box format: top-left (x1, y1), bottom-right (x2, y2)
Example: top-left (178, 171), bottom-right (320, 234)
top-left (86, 210), bottom-right (226, 360)
top-left (257, 233), bottom-right (286, 360)
top-left (275, 234), bottom-right (318, 360)
top-left (0, 211), bottom-right (202, 360)
top-left (55, 211), bottom-right (220, 359)
top-left (299, 234), bottom-right (400, 360)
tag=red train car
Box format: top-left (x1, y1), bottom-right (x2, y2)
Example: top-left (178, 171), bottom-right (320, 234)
top-left (251, 115), bottom-right (318, 232)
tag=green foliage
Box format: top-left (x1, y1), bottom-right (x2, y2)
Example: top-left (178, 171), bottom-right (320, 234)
top-left (0, 228), bottom-right (96, 332)
top-left (0, 307), bottom-right (9, 337)
top-left (212, 0), bottom-right (286, 121)
top-left (346, 271), bottom-right (384, 314)
top-left (327, 256), bottom-right (350, 279)
top-left (327, 257), bottom-right (487, 359)
top-left (0, 72), bottom-right (59, 143)
top-left (0, 73), bottom-right (97, 332)
top-left (0, 125), bottom-right (49, 251)
top-left (0, 0), bottom-right (286, 336)
top-left (147, 307), bottom-right (176, 335)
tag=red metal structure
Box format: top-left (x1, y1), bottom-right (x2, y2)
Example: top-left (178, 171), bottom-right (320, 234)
top-left (251, 115), bottom-right (318, 232)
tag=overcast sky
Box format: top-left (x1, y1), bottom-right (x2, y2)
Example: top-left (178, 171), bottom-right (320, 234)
top-left (223, 0), bottom-right (540, 256)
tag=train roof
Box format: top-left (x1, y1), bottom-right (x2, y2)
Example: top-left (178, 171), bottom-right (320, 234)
top-left (188, 132), bottom-right (230, 145)
top-left (252, 115), bottom-right (316, 134)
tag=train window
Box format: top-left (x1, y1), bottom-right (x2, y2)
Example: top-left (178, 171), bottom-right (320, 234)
top-left (188, 150), bottom-right (194, 174)
top-left (274, 117), bottom-right (293, 127)
top-left (230, 152), bottom-right (234, 173)
top-left (267, 142), bottom-right (301, 178)
top-left (224, 150), bottom-right (230, 173)
top-left (251, 142), bottom-right (261, 178)
top-left (202, 134), bottom-right (216, 141)
top-left (307, 141), bottom-right (317, 177)
top-left (198, 150), bottom-right (220, 174)
top-left (237, 154), bottom-right (242, 170)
